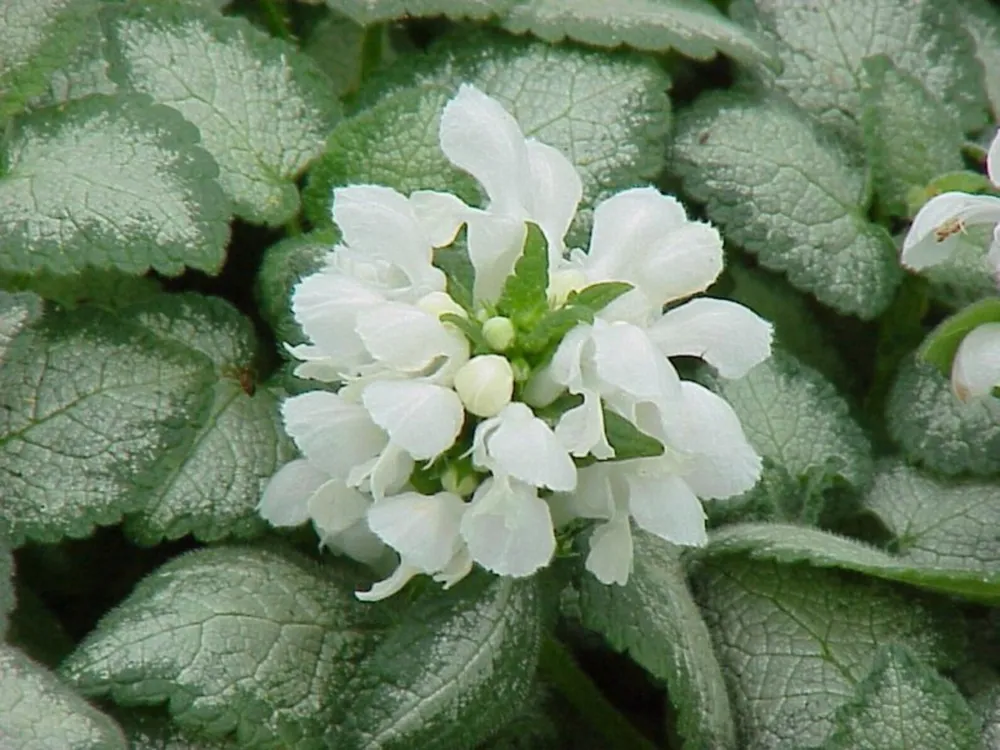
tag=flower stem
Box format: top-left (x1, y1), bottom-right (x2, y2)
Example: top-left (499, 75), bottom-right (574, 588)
top-left (359, 24), bottom-right (384, 83)
top-left (538, 634), bottom-right (659, 750)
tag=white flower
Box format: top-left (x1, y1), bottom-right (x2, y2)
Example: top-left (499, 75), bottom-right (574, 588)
top-left (460, 474), bottom-right (556, 577)
top-left (453, 354), bottom-right (514, 417)
top-left (901, 129), bottom-right (1000, 279)
top-left (951, 322), bottom-right (1000, 401)
top-left (473, 402), bottom-right (577, 492)
top-left (434, 84), bottom-right (583, 302)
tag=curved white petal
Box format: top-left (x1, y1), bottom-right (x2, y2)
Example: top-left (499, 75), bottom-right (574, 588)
top-left (988, 129), bottom-right (1000, 187)
top-left (591, 321), bottom-right (681, 404)
top-left (663, 382), bottom-right (762, 499)
top-left (439, 84), bottom-right (529, 215)
top-left (585, 515), bottom-right (633, 585)
top-left (433, 546), bottom-right (474, 589)
top-left (989, 226), bottom-right (1000, 282)
top-left (548, 323), bottom-right (592, 392)
top-left (460, 476), bottom-right (555, 577)
top-left (555, 390), bottom-right (615, 459)
top-left (902, 192), bottom-right (1000, 270)
top-left (648, 298), bottom-right (773, 379)
top-left (308, 479), bottom-right (371, 537)
top-left (644, 221), bottom-right (725, 304)
top-left (367, 491), bottom-right (466, 573)
top-left (524, 138), bottom-right (582, 257)
top-left (362, 380), bottom-right (465, 460)
top-left (410, 190), bottom-right (472, 247)
top-left (258, 459), bottom-right (327, 527)
top-left (355, 561), bottom-right (421, 602)
top-left (625, 472), bottom-right (707, 547)
top-left (467, 213), bottom-right (527, 303)
top-left (951, 322), bottom-right (1000, 401)
top-left (282, 391), bottom-right (387, 479)
top-left (356, 302), bottom-right (469, 374)
top-left (476, 402), bottom-right (577, 491)
top-left (322, 521), bottom-right (391, 567)
top-left (354, 442), bottom-right (414, 502)
top-left (585, 187), bottom-right (689, 281)
top-left (562, 464), bottom-right (617, 520)
top-left (292, 270), bottom-right (381, 361)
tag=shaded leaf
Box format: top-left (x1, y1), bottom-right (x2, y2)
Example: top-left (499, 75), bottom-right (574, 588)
top-left (918, 297), bottom-right (1000, 376)
top-left (960, 0), bottom-right (1000, 121)
top-left (0, 290), bottom-right (43, 367)
top-left (497, 223), bottom-right (549, 325)
top-left (322, 0), bottom-right (507, 25)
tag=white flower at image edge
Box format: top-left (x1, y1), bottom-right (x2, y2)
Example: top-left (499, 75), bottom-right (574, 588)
top-left (901, 128), bottom-right (1000, 281)
top-left (951, 322), bottom-right (1000, 401)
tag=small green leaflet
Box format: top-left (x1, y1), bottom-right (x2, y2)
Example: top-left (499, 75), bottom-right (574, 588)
top-left (672, 90), bottom-right (902, 319)
top-left (104, 2), bottom-right (340, 226)
top-left (330, 574), bottom-right (543, 750)
top-left (497, 223), bottom-right (549, 325)
top-left (886, 357), bottom-right (1000, 476)
top-left (820, 646), bottom-right (980, 750)
top-left (577, 532), bottom-right (737, 749)
top-left (61, 546), bottom-right (381, 750)
top-left (860, 55), bottom-right (964, 218)
top-left (695, 558), bottom-right (966, 750)
top-left (918, 297), bottom-right (1000, 375)
top-left (731, 0), bottom-right (989, 136)
top-left (707, 460), bottom-right (1000, 604)
top-left (0, 94), bottom-right (230, 277)
top-left (602, 408), bottom-right (664, 461)
top-left (518, 281), bottom-right (633, 355)
top-left (1, 643), bottom-right (127, 750)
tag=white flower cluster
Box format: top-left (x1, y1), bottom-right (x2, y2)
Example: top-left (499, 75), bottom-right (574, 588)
top-left (259, 85), bottom-right (773, 600)
top-left (902, 129), bottom-right (1000, 401)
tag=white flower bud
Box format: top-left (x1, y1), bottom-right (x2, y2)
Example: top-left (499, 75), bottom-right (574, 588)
top-left (482, 316), bottom-right (516, 351)
top-left (454, 355), bottom-right (514, 417)
top-left (417, 291), bottom-right (467, 320)
top-left (441, 466), bottom-right (481, 497)
top-left (547, 269), bottom-right (587, 308)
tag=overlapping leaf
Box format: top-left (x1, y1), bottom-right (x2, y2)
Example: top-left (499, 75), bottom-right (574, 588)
top-left (0, 94), bottom-right (230, 276)
top-left (330, 574), bottom-right (543, 750)
top-left (115, 709), bottom-right (240, 749)
top-left (960, 0), bottom-right (1000, 120)
top-left (886, 356), bottom-right (1000, 476)
top-left (673, 90), bottom-right (902, 318)
top-left (61, 547), bottom-right (381, 749)
top-left (322, 0), bottom-right (507, 25)
top-left (104, 2), bottom-right (340, 225)
top-left (577, 532), bottom-right (736, 749)
top-left (0, 644), bottom-right (127, 750)
top-left (695, 558), bottom-right (965, 749)
top-left (0, 290), bottom-right (42, 367)
top-left (0, 533), bottom-right (12, 638)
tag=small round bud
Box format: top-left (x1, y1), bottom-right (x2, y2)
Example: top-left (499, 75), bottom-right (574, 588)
top-left (547, 269), bottom-right (587, 308)
top-left (482, 316), bottom-right (516, 352)
top-left (441, 466), bottom-right (481, 497)
top-left (417, 291), bottom-right (466, 320)
top-left (510, 357), bottom-right (532, 383)
top-left (522, 368), bottom-right (565, 408)
top-left (454, 355), bottom-right (514, 417)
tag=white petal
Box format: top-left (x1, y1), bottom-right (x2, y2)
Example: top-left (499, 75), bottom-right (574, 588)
top-left (367, 491), bottom-right (466, 572)
top-left (547, 324), bottom-right (592, 392)
top-left (323, 522), bottom-right (392, 567)
top-left (902, 192), bottom-right (1000, 270)
top-left (990, 226), bottom-right (1000, 282)
top-left (644, 221), bottom-right (724, 304)
top-left (988, 128), bottom-right (1000, 187)
top-left (524, 138), bottom-right (582, 257)
top-left (591, 321), bottom-right (681, 403)
top-left (439, 84), bottom-right (529, 214)
top-left (663, 382), bottom-right (762, 499)
top-left (286, 344), bottom-right (345, 383)
top-left (362, 380), bottom-right (465, 459)
top-left (356, 302), bottom-right (468, 373)
top-left (410, 190), bottom-right (471, 247)
top-left (467, 213), bottom-right (527, 303)
top-left (282, 391), bottom-right (387, 478)
top-left (258, 459), bottom-right (327, 527)
top-left (561, 464), bottom-right (617, 520)
top-left (358, 442), bottom-right (414, 501)
top-left (433, 546), bottom-right (474, 589)
top-left (585, 515), bottom-right (634, 585)
top-left (555, 390), bottom-right (615, 459)
top-left (586, 187), bottom-right (689, 281)
top-left (292, 270), bottom-right (381, 361)
top-left (307, 479), bottom-right (371, 537)
top-left (355, 561), bottom-right (421, 602)
top-left (625, 471), bottom-right (707, 547)
top-left (951, 322), bottom-right (1000, 401)
top-left (477, 402), bottom-right (577, 491)
top-left (647, 298), bottom-right (773, 379)
top-left (460, 476), bottom-right (555, 576)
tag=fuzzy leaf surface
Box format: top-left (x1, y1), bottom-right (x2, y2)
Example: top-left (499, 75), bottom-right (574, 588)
top-left (322, 0), bottom-right (507, 25)
top-left (673, 91), bottom-right (901, 318)
top-left (0, 290), bottom-right (43, 367)
top-left (961, 0), bottom-right (1000, 120)
top-left (0, 94), bottom-right (230, 276)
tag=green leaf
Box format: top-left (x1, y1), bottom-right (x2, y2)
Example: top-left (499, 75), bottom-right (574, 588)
top-left (61, 546), bottom-right (380, 749)
top-left (707, 459), bottom-right (1000, 604)
top-left (0, 268), bottom-right (161, 311)
top-left (601, 409), bottom-right (665, 461)
top-left (860, 55), bottom-right (964, 218)
top-left (960, 0), bottom-right (1000, 121)
top-left (0, 532), bottom-right (12, 638)
top-left (441, 312), bottom-right (491, 352)
top-left (983, 689), bottom-right (1000, 750)
top-left (821, 645), bottom-right (979, 750)
top-left (0, 290), bottom-right (43, 367)
top-left (730, 0), bottom-right (989, 136)
top-left (577, 532), bottom-right (737, 749)
top-left (0, 0), bottom-right (103, 117)
top-left (320, 30), bottom-right (672, 246)
top-left (519, 305), bottom-right (593, 354)
top-left (886, 356), bottom-right (1000, 476)
top-left (25, 31), bottom-right (118, 111)
top-left (104, 2), bottom-right (340, 226)
top-left (435, 242), bottom-right (477, 313)
top-left (0, 304), bottom-right (215, 546)
top-left (694, 558), bottom-right (966, 750)
top-left (921, 225), bottom-right (997, 310)
top-left (672, 90), bottom-right (902, 319)
top-left (302, 13), bottom-right (388, 99)
top-left (497, 223), bottom-right (549, 324)
top-left (918, 298), bottom-right (1000, 375)
top-left (330, 574), bottom-right (543, 750)
top-left (255, 229), bottom-right (335, 347)
top-left (322, 0), bottom-right (506, 26)
top-left (0, 94), bottom-right (230, 276)
top-left (713, 349), bottom-right (873, 492)
top-left (0, 643), bottom-right (127, 750)
top-left (502, 0), bottom-right (778, 66)
top-left (568, 281), bottom-right (634, 312)
top-left (116, 708), bottom-right (240, 749)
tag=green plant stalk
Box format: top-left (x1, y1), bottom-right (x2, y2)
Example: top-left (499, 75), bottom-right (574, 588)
top-left (360, 23), bottom-right (385, 83)
top-left (539, 634), bottom-right (659, 750)
top-left (258, 0), bottom-right (293, 41)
